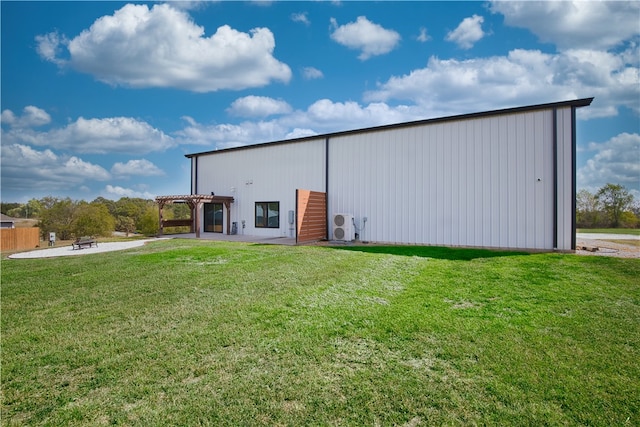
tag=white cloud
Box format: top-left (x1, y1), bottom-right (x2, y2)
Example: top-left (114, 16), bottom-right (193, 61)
top-left (176, 119), bottom-right (290, 149)
top-left (490, 1), bottom-right (640, 51)
top-left (302, 66), bottom-right (324, 80)
top-left (330, 16), bottom-right (401, 60)
top-left (2, 110), bottom-right (175, 154)
top-left (578, 132), bottom-right (640, 194)
top-left (111, 159), bottom-right (165, 177)
top-left (364, 48), bottom-right (639, 119)
top-left (1, 106), bottom-right (51, 128)
top-left (34, 31), bottom-right (68, 66)
top-left (167, 1), bottom-right (207, 11)
top-left (104, 185), bottom-right (156, 199)
top-left (417, 27), bottom-right (431, 43)
top-left (36, 3), bottom-right (291, 92)
top-left (291, 12), bottom-right (310, 25)
top-left (445, 14), bottom-right (485, 49)
top-left (227, 96), bottom-right (292, 118)
top-left (177, 99), bottom-right (424, 150)
top-left (0, 144), bottom-right (110, 193)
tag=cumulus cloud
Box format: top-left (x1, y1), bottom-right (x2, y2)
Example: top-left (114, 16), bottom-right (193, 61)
top-left (35, 31), bottom-right (68, 66)
top-left (578, 132), bottom-right (640, 194)
top-left (0, 144), bottom-right (110, 193)
top-left (302, 66), bottom-right (324, 80)
top-left (1, 106), bottom-right (51, 128)
top-left (227, 96), bottom-right (292, 118)
top-left (176, 99), bottom-right (424, 150)
top-left (175, 118), bottom-right (290, 149)
top-left (445, 14), bottom-right (485, 49)
top-left (364, 48), bottom-right (639, 119)
top-left (1, 109), bottom-right (175, 154)
top-left (330, 16), bottom-right (401, 60)
top-left (104, 185), bottom-right (156, 199)
top-left (111, 159), bottom-right (165, 177)
top-left (490, 1), bottom-right (640, 51)
top-left (36, 3), bottom-right (291, 92)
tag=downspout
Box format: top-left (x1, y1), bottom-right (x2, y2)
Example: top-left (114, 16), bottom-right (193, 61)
top-left (325, 137), bottom-right (330, 241)
top-left (552, 108), bottom-right (558, 250)
top-left (193, 156), bottom-right (198, 195)
top-left (571, 107), bottom-right (577, 251)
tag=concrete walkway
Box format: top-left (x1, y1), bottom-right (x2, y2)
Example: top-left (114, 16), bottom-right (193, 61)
top-left (8, 239), bottom-right (164, 259)
top-left (576, 233), bottom-right (639, 241)
top-left (7, 234), bottom-right (296, 259)
top-left (167, 233), bottom-right (297, 245)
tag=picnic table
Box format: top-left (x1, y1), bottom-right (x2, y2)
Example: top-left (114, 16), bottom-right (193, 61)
top-left (72, 236), bottom-right (97, 250)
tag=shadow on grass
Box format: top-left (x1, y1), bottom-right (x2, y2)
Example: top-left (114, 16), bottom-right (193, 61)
top-left (328, 244), bottom-right (530, 261)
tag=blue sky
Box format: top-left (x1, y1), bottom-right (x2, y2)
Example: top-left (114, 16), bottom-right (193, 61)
top-left (1, 1), bottom-right (639, 203)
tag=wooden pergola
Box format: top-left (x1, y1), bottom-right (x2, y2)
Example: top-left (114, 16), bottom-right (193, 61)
top-left (155, 194), bottom-right (234, 238)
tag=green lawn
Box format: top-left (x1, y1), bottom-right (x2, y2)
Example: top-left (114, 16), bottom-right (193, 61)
top-left (2, 240), bottom-right (639, 426)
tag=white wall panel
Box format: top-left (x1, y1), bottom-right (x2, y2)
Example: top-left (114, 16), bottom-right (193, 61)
top-left (556, 107), bottom-right (574, 251)
top-left (195, 139), bottom-right (325, 237)
top-left (328, 110), bottom-right (557, 250)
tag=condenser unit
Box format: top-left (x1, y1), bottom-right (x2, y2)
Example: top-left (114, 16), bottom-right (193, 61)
top-left (332, 214), bottom-right (354, 241)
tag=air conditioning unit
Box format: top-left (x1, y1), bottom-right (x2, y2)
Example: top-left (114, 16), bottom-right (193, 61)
top-left (332, 214), bottom-right (354, 241)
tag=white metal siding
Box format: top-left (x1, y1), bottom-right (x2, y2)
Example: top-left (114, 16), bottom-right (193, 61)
top-left (195, 139), bottom-right (326, 237)
top-left (328, 110), bottom-right (557, 250)
top-left (556, 107), bottom-right (574, 251)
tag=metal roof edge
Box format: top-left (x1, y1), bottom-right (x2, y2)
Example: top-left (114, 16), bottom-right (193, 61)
top-left (184, 97), bottom-right (594, 158)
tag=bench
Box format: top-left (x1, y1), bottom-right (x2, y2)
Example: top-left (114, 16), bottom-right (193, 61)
top-left (72, 236), bottom-right (97, 250)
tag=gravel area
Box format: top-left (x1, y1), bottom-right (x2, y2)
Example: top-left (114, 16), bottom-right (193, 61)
top-left (575, 234), bottom-right (639, 259)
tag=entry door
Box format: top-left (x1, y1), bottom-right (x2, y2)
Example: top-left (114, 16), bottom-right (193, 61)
top-left (204, 203), bottom-right (223, 233)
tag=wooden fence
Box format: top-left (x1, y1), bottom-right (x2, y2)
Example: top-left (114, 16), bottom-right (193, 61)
top-left (0, 228), bottom-right (41, 251)
top-left (296, 190), bottom-right (327, 244)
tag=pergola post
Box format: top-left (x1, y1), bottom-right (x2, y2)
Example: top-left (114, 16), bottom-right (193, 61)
top-left (195, 200), bottom-right (202, 238)
top-left (158, 200), bottom-right (165, 236)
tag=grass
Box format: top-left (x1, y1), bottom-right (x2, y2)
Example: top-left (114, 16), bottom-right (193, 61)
top-left (2, 240), bottom-right (639, 426)
top-left (578, 228), bottom-right (640, 236)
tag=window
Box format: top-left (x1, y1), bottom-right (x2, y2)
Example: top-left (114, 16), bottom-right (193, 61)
top-left (255, 202), bottom-right (280, 228)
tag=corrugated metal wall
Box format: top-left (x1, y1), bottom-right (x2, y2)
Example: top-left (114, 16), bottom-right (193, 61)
top-left (555, 107), bottom-right (575, 251)
top-left (328, 109), bottom-right (562, 250)
top-left (195, 139), bottom-right (326, 237)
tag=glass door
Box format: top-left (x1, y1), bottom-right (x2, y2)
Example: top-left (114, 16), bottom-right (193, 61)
top-left (204, 203), bottom-right (223, 233)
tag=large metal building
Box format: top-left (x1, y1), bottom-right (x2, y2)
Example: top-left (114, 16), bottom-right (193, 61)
top-left (183, 98), bottom-right (592, 251)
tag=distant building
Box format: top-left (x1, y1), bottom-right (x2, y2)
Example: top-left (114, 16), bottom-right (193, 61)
top-left (1, 213), bottom-right (16, 229)
top-left (183, 98), bottom-right (593, 251)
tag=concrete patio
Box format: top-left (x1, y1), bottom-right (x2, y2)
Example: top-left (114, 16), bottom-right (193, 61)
top-left (167, 232), bottom-right (298, 246)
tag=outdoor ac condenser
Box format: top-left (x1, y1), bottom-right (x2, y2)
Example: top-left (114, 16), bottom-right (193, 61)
top-left (332, 214), bottom-right (354, 241)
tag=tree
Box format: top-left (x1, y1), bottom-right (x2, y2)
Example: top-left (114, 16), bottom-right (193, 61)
top-left (138, 206), bottom-right (159, 236)
top-left (71, 203), bottom-right (115, 238)
top-left (38, 197), bottom-right (75, 240)
top-left (4, 199), bottom-right (42, 219)
top-left (116, 216), bottom-right (136, 236)
top-left (596, 184), bottom-right (634, 228)
top-left (1, 202), bottom-right (21, 216)
top-left (576, 189), bottom-right (601, 228)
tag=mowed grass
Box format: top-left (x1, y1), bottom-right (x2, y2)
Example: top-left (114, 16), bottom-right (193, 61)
top-left (2, 240), bottom-right (639, 426)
